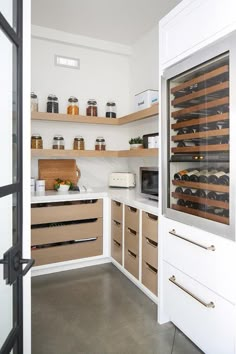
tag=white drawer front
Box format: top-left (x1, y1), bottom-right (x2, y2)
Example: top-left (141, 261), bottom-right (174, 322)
top-left (163, 262), bottom-right (235, 354)
top-left (163, 219), bottom-right (236, 303)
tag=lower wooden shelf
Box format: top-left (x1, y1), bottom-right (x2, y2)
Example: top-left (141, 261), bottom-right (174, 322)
top-left (31, 148), bottom-right (158, 158)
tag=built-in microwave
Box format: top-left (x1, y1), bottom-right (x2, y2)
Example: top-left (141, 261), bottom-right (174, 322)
top-left (140, 167), bottom-right (158, 201)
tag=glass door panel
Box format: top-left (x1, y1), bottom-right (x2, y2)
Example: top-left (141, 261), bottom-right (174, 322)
top-left (167, 53), bottom-right (230, 226)
top-left (0, 0), bottom-right (17, 30)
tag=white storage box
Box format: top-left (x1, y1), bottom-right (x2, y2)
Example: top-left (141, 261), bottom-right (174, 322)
top-left (135, 89), bottom-right (158, 111)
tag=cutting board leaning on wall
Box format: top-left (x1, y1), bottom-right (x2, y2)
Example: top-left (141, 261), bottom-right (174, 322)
top-left (38, 159), bottom-right (80, 190)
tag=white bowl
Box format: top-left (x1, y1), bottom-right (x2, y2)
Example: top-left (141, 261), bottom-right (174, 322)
top-left (57, 184), bottom-right (70, 192)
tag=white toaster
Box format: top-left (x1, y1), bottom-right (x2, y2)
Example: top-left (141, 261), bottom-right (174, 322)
top-left (109, 172), bottom-right (136, 188)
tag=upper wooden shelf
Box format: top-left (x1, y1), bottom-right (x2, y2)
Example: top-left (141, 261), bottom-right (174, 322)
top-left (31, 148), bottom-right (158, 158)
top-left (31, 104), bottom-right (159, 126)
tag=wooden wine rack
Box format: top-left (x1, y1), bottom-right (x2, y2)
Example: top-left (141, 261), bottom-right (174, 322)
top-left (172, 180), bottom-right (229, 193)
top-left (172, 192), bottom-right (229, 210)
top-left (171, 144), bottom-right (229, 154)
top-left (171, 113), bottom-right (229, 130)
top-left (172, 128), bottom-right (229, 142)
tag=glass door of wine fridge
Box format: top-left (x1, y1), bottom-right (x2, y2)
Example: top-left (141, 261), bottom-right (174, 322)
top-left (162, 32), bottom-right (236, 240)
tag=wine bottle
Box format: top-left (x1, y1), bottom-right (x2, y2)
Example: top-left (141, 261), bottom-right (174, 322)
top-left (199, 169), bottom-right (218, 183)
top-left (189, 169), bottom-right (204, 182)
top-left (181, 169), bottom-right (200, 181)
top-left (177, 127), bottom-right (195, 135)
top-left (217, 172), bottom-right (229, 186)
top-left (177, 199), bottom-right (186, 206)
top-left (222, 209), bottom-right (229, 218)
top-left (177, 141), bottom-right (199, 147)
top-left (195, 189), bottom-right (207, 198)
top-left (208, 168), bottom-right (229, 184)
top-left (183, 188), bottom-right (197, 195)
top-left (174, 169), bottom-right (195, 180)
top-left (207, 191), bottom-right (229, 202)
top-left (175, 187), bottom-right (184, 194)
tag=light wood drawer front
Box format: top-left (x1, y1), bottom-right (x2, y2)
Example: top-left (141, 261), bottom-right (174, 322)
top-left (163, 262), bottom-right (235, 354)
top-left (31, 199), bottom-right (103, 225)
top-left (125, 205), bottom-right (139, 231)
top-left (111, 200), bottom-right (123, 223)
top-left (111, 238), bottom-right (122, 265)
top-left (142, 261), bottom-right (158, 295)
top-left (163, 220), bottom-right (236, 303)
top-left (31, 218), bottom-right (103, 245)
top-left (124, 248), bottom-right (139, 280)
top-left (32, 236), bottom-right (103, 266)
top-left (125, 227), bottom-right (139, 255)
top-left (111, 220), bottom-right (122, 244)
top-left (142, 236), bottom-right (158, 269)
top-left (142, 211), bottom-right (158, 242)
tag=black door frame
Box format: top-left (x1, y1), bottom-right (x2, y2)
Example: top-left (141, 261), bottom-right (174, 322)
top-left (0, 1), bottom-right (24, 353)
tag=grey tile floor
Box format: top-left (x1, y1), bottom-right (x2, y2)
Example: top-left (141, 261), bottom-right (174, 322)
top-left (32, 263), bottom-right (203, 354)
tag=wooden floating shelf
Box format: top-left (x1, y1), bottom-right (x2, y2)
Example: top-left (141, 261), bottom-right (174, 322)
top-left (171, 144), bottom-right (229, 153)
top-left (172, 128), bottom-right (229, 142)
top-left (172, 180), bottom-right (229, 193)
top-left (172, 204), bottom-right (229, 225)
top-left (171, 113), bottom-right (229, 130)
top-left (31, 148), bottom-right (158, 158)
top-left (31, 104), bottom-right (159, 126)
top-left (172, 192), bottom-right (229, 210)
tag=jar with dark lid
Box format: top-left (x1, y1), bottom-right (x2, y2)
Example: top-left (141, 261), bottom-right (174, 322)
top-left (86, 99), bottom-right (98, 117)
top-left (73, 136), bottom-right (85, 150)
top-left (106, 101), bottom-right (116, 118)
top-left (31, 92), bottom-right (38, 112)
top-left (67, 96), bottom-right (79, 115)
top-left (95, 137), bottom-right (106, 151)
top-left (53, 135), bottom-right (64, 150)
top-left (31, 134), bottom-right (43, 149)
top-left (47, 94), bottom-right (59, 113)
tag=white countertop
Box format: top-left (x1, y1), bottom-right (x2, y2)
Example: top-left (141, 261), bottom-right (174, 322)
top-left (31, 187), bottom-right (159, 215)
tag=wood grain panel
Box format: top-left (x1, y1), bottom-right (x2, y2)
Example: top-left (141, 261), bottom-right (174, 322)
top-left (142, 260), bottom-right (158, 295)
top-left (172, 204), bottom-right (229, 224)
top-left (172, 180), bottom-right (229, 193)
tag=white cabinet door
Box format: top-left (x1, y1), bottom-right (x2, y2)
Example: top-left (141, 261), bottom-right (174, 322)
top-left (163, 262), bottom-right (235, 354)
top-left (159, 0), bottom-right (236, 69)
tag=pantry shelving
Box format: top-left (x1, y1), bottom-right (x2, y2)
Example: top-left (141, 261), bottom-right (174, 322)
top-left (31, 148), bottom-right (158, 158)
top-left (31, 104), bottom-right (159, 125)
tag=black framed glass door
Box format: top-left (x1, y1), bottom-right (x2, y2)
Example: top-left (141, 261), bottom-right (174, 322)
top-left (0, 2), bottom-right (34, 353)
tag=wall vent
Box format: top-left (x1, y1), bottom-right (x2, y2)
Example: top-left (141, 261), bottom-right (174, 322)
top-left (55, 55), bottom-right (80, 69)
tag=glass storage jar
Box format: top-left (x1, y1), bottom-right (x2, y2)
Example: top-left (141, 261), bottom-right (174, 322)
top-left (73, 136), bottom-right (85, 150)
top-left (31, 92), bottom-right (38, 112)
top-left (67, 96), bottom-right (79, 115)
top-left (106, 101), bottom-right (116, 118)
top-left (47, 94), bottom-right (59, 113)
top-left (31, 134), bottom-right (43, 149)
top-left (52, 135), bottom-right (64, 149)
top-left (86, 99), bottom-right (98, 117)
top-left (95, 137), bottom-right (106, 151)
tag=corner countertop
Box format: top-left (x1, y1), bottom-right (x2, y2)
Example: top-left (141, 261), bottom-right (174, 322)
top-left (31, 187), bottom-right (159, 215)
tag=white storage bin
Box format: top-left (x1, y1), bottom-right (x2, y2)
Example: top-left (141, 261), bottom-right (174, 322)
top-left (135, 89), bottom-right (158, 111)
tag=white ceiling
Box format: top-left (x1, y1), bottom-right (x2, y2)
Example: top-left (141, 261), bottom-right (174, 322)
top-left (31, 0), bottom-right (182, 45)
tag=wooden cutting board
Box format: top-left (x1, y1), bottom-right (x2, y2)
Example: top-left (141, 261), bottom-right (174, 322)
top-left (38, 159), bottom-right (80, 190)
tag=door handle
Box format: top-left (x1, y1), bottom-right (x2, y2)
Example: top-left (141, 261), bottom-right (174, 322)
top-left (20, 258), bottom-right (35, 276)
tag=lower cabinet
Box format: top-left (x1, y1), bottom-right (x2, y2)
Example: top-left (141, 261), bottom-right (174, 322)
top-left (31, 199), bottom-right (103, 266)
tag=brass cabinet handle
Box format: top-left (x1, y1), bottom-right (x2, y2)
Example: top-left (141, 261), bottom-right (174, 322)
top-left (128, 206), bottom-right (137, 213)
top-left (169, 229), bottom-right (215, 251)
top-left (169, 275), bottom-right (215, 309)
top-left (146, 212), bottom-right (158, 221)
top-left (113, 239), bottom-right (121, 247)
top-left (128, 249), bottom-right (137, 259)
top-left (145, 237), bottom-right (157, 248)
top-left (127, 227), bottom-right (137, 236)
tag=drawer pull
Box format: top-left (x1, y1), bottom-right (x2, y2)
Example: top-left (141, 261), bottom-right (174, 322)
top-left (145, 237), bottom-right (157, 248)
top-left (128, 249), bottom-right (137, 259)
top-left (113, 220), bottom-right (121, 227)
top-left (169, 275), bottom-right (215, 309)
top-left (113, 239), bottom-right (121, 247)
top-left (128, 206), bottom-right (137, 213)
top-left (127, 227), bottom-right (137, 236)
top-left (114, 201), bottom-right (121, 207)
top-left (145, 262), bottom-right (157, 275)
top-left (146, 212), bottom-right (158, 221)
top-left (169, 229), bottom-right (215, 251)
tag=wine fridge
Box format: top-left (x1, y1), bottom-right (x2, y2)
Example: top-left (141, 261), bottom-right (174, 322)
top-left (162, 32), bottom-right (236, 240)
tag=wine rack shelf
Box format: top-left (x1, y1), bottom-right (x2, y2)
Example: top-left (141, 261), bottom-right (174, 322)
top-left (171, 113), bottom-right (229, 130)
top-left (172, 180), bottom-right (229, 193)
top-left (172, 128), bottom-right (229, 142)
top-left (171, 144), bottom-right (229, 154)
top-left (172, 204), bottom-right (229, 225)
top-left (172, 192), bottom-right (229, 210)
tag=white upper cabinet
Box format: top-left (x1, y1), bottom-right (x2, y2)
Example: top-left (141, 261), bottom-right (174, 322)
top-left (159, 0), bottom-right (236, 70)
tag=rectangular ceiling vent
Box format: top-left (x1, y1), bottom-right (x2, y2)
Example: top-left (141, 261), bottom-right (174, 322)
top-left (55, 55), bottom-right (80, 69)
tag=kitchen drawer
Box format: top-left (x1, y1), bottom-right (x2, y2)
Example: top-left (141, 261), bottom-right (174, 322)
top-left (163, 262), bottom-right (235, 354)
top-left (111, 219), bottom-right (122, 244)
top-left (142, 236), bottom-right (158, 269)
top-left (142, 211), bottom-right (158, 242)
top-left (111, 200), bottom-right (123, 223)
top-left (125, 205), bottom-right (139, 231)
top-left (124, 248), bottom-right (139, 280)
top-left (163, 219), bottom-right (236, 303)
top-left (31, 199), bottom-right (103, 225)
top-left (125, 227), bottom-right (139, 255)
top-left (32, 236), bottom-right (103, 266)
top-left (31, 218), bottom-right (103, 245)
top-left (111, 238), bottom-right (122, 265)
top-left (142, 260), bottom-right (158, 295)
